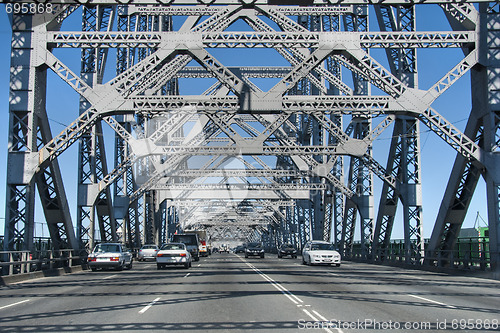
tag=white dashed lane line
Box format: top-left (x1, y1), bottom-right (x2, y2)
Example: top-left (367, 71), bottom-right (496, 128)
top-left (408, 294), bottom-right (457, 309)
top-left (0, 299), bottom-right (30, 310)
top-left (138, 297), bottom-right (161, 314)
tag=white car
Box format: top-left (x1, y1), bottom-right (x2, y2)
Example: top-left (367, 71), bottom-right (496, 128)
top-left (88, 243), bottom-right (133, 271)
top-left (156, 243), bottom-right (192, 269)
top-left (302, 241), bottom-right (341, 266)
top-left (137, 244), bottom-right (159, 261)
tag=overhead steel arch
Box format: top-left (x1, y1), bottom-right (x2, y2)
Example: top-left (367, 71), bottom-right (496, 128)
top-left (2, 0), bottom-right (499, 276)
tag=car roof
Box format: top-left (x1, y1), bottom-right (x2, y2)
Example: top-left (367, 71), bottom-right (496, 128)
top-left (308, 241), bottom-right (330, 244)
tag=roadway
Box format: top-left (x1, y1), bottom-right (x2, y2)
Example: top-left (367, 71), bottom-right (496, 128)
top-left (0, 253), bottom-right (499, 332)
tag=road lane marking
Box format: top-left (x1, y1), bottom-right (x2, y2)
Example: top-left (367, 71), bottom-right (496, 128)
top-left (183, 273), bottom-right (190, 278)
top-left (239, 257), bottom-right (343, 333)
top-left (302, 309), bottom-right (340, 333)
top-left (0, 299), bottom-right (30, 310)
top-left (408, 294), bottom-right (457, 309)
top-left (139, 297), bottom-right (160, 314)
top-left (102, 274), bottom-right (118, 280)
top-left (242, 261), bottom-right (304, 305)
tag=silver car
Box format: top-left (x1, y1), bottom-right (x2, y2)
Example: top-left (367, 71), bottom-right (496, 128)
top-left (137, 244), bottom-right (159, 261)
top-left (302, 241), bottom-right (341, 267)
top-left (156, 243), bottom-right (192, 269)
top-left (88, 243), bottom-right (133, 271)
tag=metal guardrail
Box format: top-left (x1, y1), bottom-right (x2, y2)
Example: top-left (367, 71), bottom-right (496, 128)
top-left (0, 249), bottom-right (86, 277)
top-left (346, 248), bottom-right (491, 271)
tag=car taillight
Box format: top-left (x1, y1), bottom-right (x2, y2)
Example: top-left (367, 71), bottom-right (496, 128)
top-left (201, 241), bottom-right (206, 246)
top-left (110, 257), bottom-right (120, 261)
top-left (157, 253), bottom-right (163, 257)
top-left (88, 257), bottom-right (96, 262)
top-left (180, 253), bottom-right (186, 257)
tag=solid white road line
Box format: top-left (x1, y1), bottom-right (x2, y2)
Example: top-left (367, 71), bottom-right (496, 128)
top-left (0, 299), bottom-right (30, 310)
top-left (102, 274), bottom-right (118, 280)
top-left (183, 273), bottom-right (190, 278)
top-left (138, 297), bottom-right (161, 314)
top-left (408, 294), bottom-right (457, 309)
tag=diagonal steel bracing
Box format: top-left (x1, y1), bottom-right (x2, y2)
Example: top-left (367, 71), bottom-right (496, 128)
top-left (4, 1), bottom-right (499, 276)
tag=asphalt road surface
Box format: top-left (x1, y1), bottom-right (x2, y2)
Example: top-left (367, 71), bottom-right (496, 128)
top-left (0, 253), bottom-right (499, 332)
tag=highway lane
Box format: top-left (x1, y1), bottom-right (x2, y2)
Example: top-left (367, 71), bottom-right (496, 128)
top-left (0, 253), bottom-right (499, 332)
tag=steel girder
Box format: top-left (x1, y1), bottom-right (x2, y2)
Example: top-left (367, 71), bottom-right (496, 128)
top-left (371, 4), bottom-right (424, 264)
top-left (76, 5), bottom-right (117, 251)
top-left (427, 3), bottom-right (500, 274)
top-left (4, 15), bottom-right (78, 252)
top-left (4, 1), bottom-right (499, 274)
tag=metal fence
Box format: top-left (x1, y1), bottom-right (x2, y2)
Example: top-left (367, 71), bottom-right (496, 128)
top-left (349, 237), bottom-right (490, 270)
top-left (0, 249), bottom-right (87, 277)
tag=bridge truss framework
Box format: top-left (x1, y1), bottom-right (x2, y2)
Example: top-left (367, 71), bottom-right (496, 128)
top-left (3, 0), bottom-right (500, 273)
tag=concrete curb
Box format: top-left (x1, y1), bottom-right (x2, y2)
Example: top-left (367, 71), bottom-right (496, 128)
top-left (0, 265), bottom-right (87, 286)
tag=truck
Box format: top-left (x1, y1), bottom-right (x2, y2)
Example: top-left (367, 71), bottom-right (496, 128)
top-left (172, 233), bottom-right (200, 261)
top-left (185, 230), bottom-right (210, 257)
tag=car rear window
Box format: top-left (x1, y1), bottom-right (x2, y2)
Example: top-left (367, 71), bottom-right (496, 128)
top-left (94, 244), bottom-right (120, 252)
top-left (161, 244), bottom-right (185, 250)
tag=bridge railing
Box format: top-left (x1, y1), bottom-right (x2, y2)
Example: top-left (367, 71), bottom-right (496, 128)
top-left (347, 238), bottom-right (490, 271)
top-left (0, 249), bottom-right (86, 277)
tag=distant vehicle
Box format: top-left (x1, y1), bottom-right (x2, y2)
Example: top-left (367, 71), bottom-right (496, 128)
top-left (137, 244), bottom-right (159, 261)
top-left (220, 244), bottom-right (229, 253)
top-left (88, 243), bottom-right (133, 271)
top-left (234, 245), bottom-right (245, 254)
top-left (185, 230), bottom-right (210, 257)
top-left (245, 242), bottom-right (264, 258)
top-left (302, 240), bottom-right (341, 266)
top-left (156, 243), bottom-right (192, 269)
top-left (172, 233), bottom-right (200, 261)
top-left (278, 243), bottom-right (298, 258)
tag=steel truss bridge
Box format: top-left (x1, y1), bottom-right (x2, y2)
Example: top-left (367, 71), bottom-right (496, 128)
top-left (2, 0), bottom-right (499, 273)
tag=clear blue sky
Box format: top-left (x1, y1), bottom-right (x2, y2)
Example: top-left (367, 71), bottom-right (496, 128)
top-left (0, 4), bottom-right (490, 241)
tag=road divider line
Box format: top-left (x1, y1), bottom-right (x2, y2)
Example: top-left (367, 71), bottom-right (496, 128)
top-left (242, 260), bottom-right (304, 305)
top-left (408, 294), bottom-right (456, 309)
top-left (184, 273), bottom-right (191, 278)
top-left (102, 274), bottom-right (118, 280)
top-left (0, 299), bottom-right (30, 310)
top-left (302, 309), bottom-right (339, 333)
top-left (138, 297), bottom-right (160, 314)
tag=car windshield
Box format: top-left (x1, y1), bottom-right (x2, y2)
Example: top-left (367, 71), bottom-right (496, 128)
top-left (282, 244), bottom-right (294, 249)
top-left (311, 243), bottom-right (336, 251)
top-left (161, 244), bottom-right (185, 251)
top-left (94, 244), bottom-right (120, 253)
top-left (247, 243), bottom-right (262, 248)
top-left (142, 245), bottom-right (157, 249)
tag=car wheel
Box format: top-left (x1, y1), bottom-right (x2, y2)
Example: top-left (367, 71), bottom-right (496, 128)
top-left (157, 264), bottom-right (162, 270)
top-left (184, 263), bottom-right (189, 269)
top-left (245, 254), bottom-right (248, 258)
top-left (260, 254), bottom-right (264, 258)
top-left (278, 255), bottom-right (282, 258)
top-left (293, 255), bottom-right (297, 259)
top-left (91, 267), bottom-right (97, 272)
top-left (336, 264), bottom-right (341, 267)
top-left (302, 257), bottom-right (307, 265)
top-left (127, 261), bottom-right (133, 270)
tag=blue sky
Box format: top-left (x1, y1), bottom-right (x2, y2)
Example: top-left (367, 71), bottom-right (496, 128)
top-left (0, 4), bottom-right (490, 241)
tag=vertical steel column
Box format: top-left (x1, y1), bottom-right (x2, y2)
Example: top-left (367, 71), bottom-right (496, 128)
top-left (77, 5), bottom-right (117, 251)
top-left (372, 5), bottom-right (422, 263)
top-left (323, 12), bottom-right (344, 244)
top-left (427, 3), bottom-right (499, 271)
top-left (341, 6), bottom-right (373, 259)
top-left (4, 15), bottom-right (37, 251)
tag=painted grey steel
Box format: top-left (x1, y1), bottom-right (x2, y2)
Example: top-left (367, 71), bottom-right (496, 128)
top-left (2, 1), bottom-right (499, 276)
